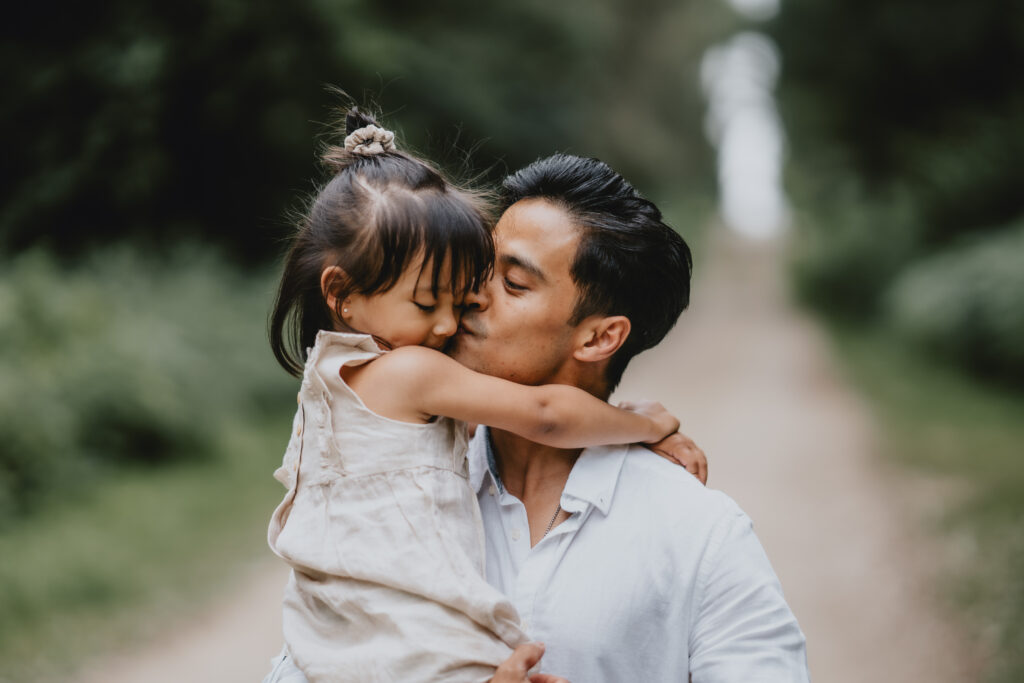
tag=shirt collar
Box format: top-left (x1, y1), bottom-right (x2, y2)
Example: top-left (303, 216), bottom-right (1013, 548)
top-left (561, 443), bottom-right (628, 515)
top-left (468, 427), bottom-right (628, 516)
top-left (468, 427), bottom-right (494, 494)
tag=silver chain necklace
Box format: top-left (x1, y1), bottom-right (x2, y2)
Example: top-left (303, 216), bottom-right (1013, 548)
top-left (541, 503), bottom-right (562, 539)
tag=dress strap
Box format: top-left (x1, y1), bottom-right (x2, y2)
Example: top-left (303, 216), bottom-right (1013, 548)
top-left (312, 332), bottom-right (385, 395)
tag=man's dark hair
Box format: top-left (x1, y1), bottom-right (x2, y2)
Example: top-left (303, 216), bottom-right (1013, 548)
top-left (502, 153), bottom-right (693, 392)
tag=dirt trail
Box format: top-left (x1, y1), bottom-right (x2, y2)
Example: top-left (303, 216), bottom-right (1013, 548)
top-left (76, 229), bottom-right (971, 682)
top-left (74, 559), bottom-right (289, 683)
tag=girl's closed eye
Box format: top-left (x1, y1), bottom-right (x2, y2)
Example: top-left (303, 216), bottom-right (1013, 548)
top-left (414, 301), bottom-right (437, 313)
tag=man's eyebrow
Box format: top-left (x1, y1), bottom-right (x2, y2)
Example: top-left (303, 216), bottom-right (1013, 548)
top-left (500, 254), bottom-right (547, 283)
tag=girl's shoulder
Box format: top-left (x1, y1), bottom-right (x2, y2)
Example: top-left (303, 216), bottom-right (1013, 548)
top-left (339, 345), bottom-right (452, 425)
top-left (309, 331), bottom-right (445, 378)
top-left (352, 344), bottom-right (448, 383)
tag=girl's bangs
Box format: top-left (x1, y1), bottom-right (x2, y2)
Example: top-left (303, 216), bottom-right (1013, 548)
top-left (419, 196), bottom-right (494, 299)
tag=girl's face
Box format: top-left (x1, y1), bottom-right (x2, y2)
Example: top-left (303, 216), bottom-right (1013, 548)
top-left (338, 257), bottom-right (462, 351)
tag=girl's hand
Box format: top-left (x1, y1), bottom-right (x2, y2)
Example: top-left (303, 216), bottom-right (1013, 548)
top-left (617, 400), bottom-right (680, 443)
top-left (490, 642), bottom-right (570, 683)
top-left (648, 431), bottom-right (708, 485)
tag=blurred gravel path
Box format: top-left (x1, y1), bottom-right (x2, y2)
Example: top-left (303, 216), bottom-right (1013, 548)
top-left (74, 559), bottom-right (288, 683)
top-left (76, 229), bottom-right (972, 682)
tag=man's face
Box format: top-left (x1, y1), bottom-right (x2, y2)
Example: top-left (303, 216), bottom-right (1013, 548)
top-left (450, 198), bottom-right (582, 385)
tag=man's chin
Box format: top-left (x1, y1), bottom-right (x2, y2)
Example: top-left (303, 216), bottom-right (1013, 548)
top-left (448, 331), bottom-right (483, 369)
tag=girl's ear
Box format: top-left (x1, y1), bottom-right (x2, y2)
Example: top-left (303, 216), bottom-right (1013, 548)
top-left (320, 266), bottom-right (348, 320)
top-left (572, 315), bottom-right (631, 364)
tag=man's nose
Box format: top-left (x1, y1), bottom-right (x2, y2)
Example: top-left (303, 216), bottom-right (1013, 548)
top-left (463, 282), bottom-right (491, 312)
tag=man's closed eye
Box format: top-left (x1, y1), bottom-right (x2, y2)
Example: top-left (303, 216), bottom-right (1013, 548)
top-left (504, 277), bottom-right (527, 292)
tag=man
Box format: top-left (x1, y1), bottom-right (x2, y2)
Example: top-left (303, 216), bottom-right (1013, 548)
top-left (453, 154), bottom-right (809, 682)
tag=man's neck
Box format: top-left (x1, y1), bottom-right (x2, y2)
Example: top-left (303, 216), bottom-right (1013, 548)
top-left (489, 428), bottom-right (581, 546)
top-left (489, 428), bottom-right (579, 503)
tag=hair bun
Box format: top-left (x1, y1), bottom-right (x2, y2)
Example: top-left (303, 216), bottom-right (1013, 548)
top-left (344, 124), bottom-right (397, 156)
top-left (321, 107), bottom-right (397, 170)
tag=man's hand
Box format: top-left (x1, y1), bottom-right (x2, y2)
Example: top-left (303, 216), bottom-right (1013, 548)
top-left (491, 642), bottom-right (569, 683)
top-left (648, 431), bottom-right (708, 485)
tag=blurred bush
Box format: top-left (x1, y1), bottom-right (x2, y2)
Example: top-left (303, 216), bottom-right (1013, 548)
top-left (885, 222), bottom-right (1024, 383)
top-left (0, 247), bottom-right (293, 520)
top-left (789, 179), bottom-right (918, 317)
top-left (770, 0), bottom-right (1024, 385)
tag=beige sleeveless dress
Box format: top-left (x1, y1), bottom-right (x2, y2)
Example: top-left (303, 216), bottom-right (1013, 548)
top-left (268, 331), bottom-right (527, 682)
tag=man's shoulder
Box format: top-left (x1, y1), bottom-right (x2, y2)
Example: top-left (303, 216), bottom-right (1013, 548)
top-left (615, 444), bottom-right (747, 528)
top-left (598, 445), bottom-right (758, 582)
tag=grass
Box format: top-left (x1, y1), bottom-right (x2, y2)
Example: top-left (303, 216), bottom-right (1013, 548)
top-left (823, 320), bottom-right (1024, 682)
top-left (0, 411), bottom-right (294, 683)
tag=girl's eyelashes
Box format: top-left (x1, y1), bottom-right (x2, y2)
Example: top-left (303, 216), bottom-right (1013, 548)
top-left (413, 301), bottom-right (436, 313)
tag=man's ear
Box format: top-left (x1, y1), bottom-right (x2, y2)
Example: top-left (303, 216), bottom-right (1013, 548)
top-left (320, 266), bottom-right (348, 319)
top-left (573, 315), bottom-right (631, 364)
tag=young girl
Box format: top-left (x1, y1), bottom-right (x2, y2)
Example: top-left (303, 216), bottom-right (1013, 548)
top-left (265, 109), bottom-right (680, 682)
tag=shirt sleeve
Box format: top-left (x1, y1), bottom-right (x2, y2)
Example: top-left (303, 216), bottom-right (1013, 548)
top-left (688, 507), bottom-right (810, 683)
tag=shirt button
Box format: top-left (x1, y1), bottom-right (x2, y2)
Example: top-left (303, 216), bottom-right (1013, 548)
top-left (295, 424), bottom-right (303, 436)
top-left (488, 485), bottom-right (497, 496)
top-left (296, 394), bottom-right (301, 405)
top-left (511, 529), bottom-right (522, 541)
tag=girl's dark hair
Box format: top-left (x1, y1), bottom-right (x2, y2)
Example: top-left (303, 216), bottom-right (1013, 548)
top-left (270, 108), bottom-right (495, 376)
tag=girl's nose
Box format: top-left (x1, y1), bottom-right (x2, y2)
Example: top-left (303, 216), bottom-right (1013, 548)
top-left (434, 309), bottom-right (458, 338)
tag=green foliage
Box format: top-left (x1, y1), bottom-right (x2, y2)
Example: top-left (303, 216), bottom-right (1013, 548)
top-left (0, 248), bottom-right (294, 520)
top-left (1, 0), bottom-right (727, 259)
top-left (905, 111), bottom-right (1024, 246)
top-left (885, 222), bottom-right (1024, 383)
top-left (771, 0), bottom-right (1024, 382)
top-left (771, 0), bottom-right (1024, 231)
top-left (787, 177), bottom-right (919, 317)
top-left (1, 0), bottom-right (349, 259)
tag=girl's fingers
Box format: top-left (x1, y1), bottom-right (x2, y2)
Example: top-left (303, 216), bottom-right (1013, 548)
top-left (645, 431), bottom-right (708, 484)
top-left (690, 444), bottom-right (708, 485)
top-left (492, 642), bottom-right (546, 682)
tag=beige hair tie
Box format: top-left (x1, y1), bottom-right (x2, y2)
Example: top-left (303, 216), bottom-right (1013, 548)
top-left (344, 124), bottom-right (397, 155)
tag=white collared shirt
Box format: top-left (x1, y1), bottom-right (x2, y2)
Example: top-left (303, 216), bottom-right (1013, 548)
top-left (469, 430), bottom-right (810, 682)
